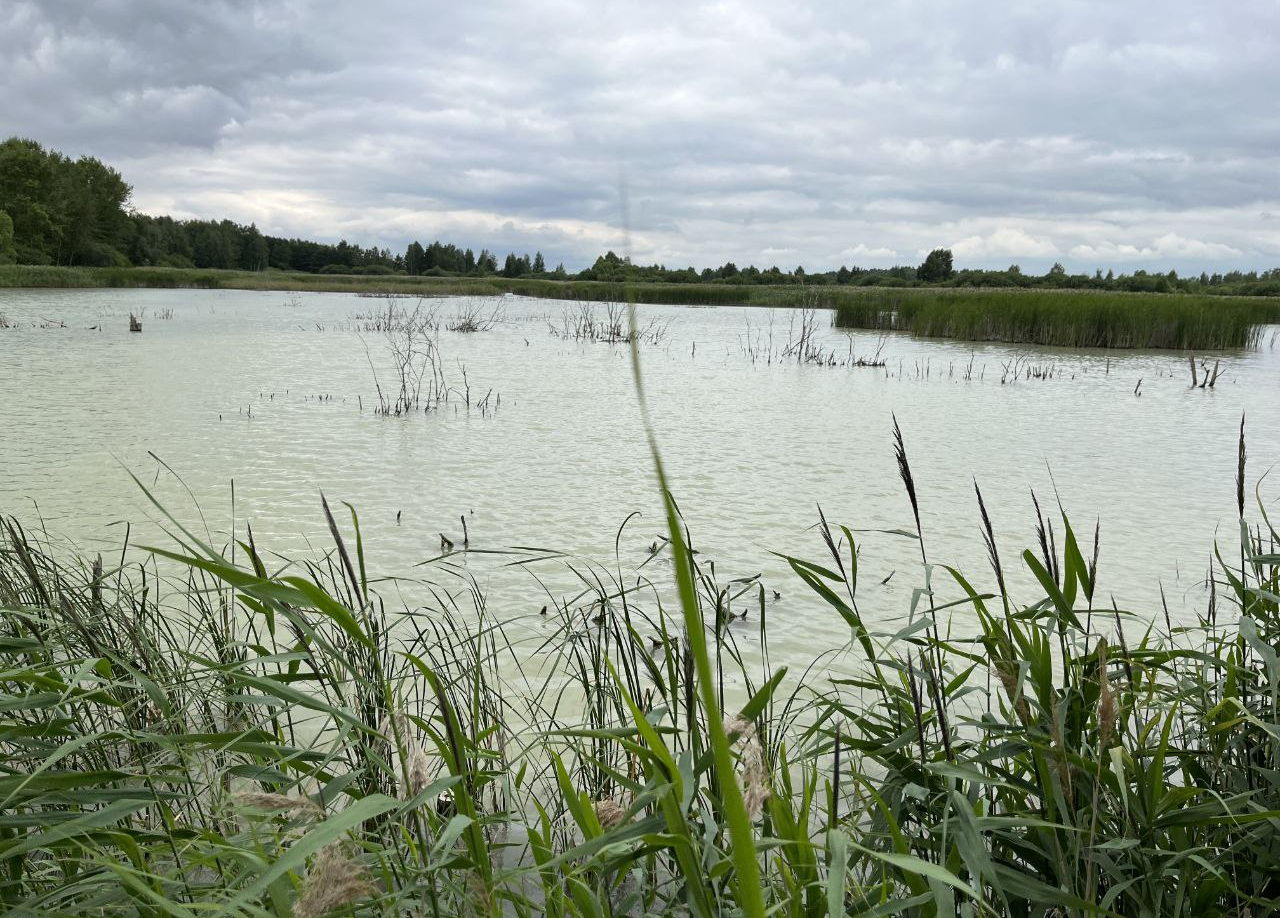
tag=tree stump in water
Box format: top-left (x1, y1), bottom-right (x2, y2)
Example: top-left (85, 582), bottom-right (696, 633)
top-left (128, 314), bottom-right (142, 332)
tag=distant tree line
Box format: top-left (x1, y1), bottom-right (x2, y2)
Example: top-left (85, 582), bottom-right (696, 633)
top-left (574, 249), bottom-right (1280, 296)
top-left (3, 137), bottom-right (1278, 296)
top-left (402, 239), bottom-right (568, 279)
top-left (0, 138), bottom-right (403, 274)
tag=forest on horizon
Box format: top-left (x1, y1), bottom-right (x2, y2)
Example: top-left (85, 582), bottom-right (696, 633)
top-left (3, 136), bottom-right (1278, 296)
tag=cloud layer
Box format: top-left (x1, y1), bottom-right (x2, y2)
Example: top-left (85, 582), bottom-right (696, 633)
top-left (3, 0), bottom-right (1277, 273)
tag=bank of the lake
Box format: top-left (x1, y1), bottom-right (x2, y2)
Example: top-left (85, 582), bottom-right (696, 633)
top-left (3, 263), bottom-right (1279, 350)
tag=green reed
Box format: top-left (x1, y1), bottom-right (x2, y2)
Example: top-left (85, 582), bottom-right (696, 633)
top-left (1, 405), bottom-right (1278, 916)
top-left (398, 278), bottom-right (1280, 351)
top-left (0, 264), bottom-right (228, 289)
top-left (5, 264), bottom-right (1278, 351)
top-left (834, 288), bottom-right (1280, 349)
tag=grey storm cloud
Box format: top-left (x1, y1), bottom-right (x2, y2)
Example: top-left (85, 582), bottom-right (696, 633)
top-left (2, 0), bottom-right (1278, 273)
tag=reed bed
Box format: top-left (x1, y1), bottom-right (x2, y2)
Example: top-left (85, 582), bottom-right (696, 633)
top-left (5, 264), bottom-right (1278, 350)
top-left (1, 406), bottom-right (1278, 916)
top-left (0, 264), bottom-right (226, 289)
top-left (834, 288), bottom-right (1280, 349)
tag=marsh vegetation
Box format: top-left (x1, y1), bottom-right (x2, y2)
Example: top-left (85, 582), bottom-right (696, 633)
top-left (549, 302), bottom-right (672, 346)
top-left (6, 263), bottom-right (1278, 351)
top-left (833, 289), bottom-right (1280, 350)
top-left (1, 415), bottom-right (1278, 917)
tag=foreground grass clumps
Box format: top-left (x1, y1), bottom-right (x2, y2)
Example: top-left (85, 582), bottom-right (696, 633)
top-left (834, 288), bottom-right (1280, 349)
top-left (2, 433), bottom-right (1279, 916)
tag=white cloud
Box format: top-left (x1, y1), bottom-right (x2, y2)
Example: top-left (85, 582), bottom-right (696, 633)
top-left (1071, 233), bottom-right (1243, 263)
top-left (950, 228), bottom-right (1060, 260)
top-left (1146, 233), bottom-right (1244, 260)
top-left (839, 244), bottom-right (898, 261)
top-left (2, 0), bottom-right (1278, 273)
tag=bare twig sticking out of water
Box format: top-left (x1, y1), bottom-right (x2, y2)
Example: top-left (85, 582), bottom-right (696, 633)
top-left (781, 296), bottom-right (822, 362)
top-left (742, 306), bottom-right (886, 367)
top-left (359, 300), bottom-right (443, 415)
top-left (445, 299), bottom-right (504, 333)
top-left (999, 354), bottom-right (1055, 383)
top-left (852, 336), bottom-right (889, 368)
top-left (355, 299), bottom-right (500, 418)
top-left (1188, 354), bottom-right (1223, 389)
top-left (457, 361), bottom-right (470, 407)
top-left (354, 298), bottom-right (440, 332)
top-left (551, 302), bottom-right (671, 345)
top-left (740, 311), bottom-right (777, 364)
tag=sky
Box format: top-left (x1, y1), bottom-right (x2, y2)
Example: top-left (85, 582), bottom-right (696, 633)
top-left (3, 0), bottom-right (1278, 274)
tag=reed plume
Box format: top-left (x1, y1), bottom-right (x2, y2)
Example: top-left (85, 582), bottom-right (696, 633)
top-left (593, 798), bottom-right (626, 830)
top-left (295, 843), bottom-right (375, 918)
top-left (231, 793), bottom-right (323, 818)
top-left (726, 716), bottom-right (770, 819)
top-left (1097, 639), bottom-right (1118, 751)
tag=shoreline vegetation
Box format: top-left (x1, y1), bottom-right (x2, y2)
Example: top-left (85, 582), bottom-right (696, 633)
top-left (1, 420), bottom-right (1277, 916)
top-left (3, 136), bottom-right (1278, 351)
top-left (4, 136), bottom-right (1280, 301)
top-left (4, 263), bottom-right (1280, 350)
top-left (4, 138), bottom-right (1280, 299)
top-left (832, 288), bottom-right (1280, 350)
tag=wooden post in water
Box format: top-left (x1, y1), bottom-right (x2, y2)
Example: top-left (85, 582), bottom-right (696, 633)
top-left (128, 314), bottom-right (142, 333)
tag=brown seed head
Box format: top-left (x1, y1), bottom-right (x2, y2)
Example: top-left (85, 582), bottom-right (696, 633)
top-left (725, 715), bottom-right (771, 819)
top-left (1097, 639), bottom-right (1118, 750)
top-left (231, 793), bottom-right (322, 818)
top-left (593, 798), bottom-right (626, 830)
top-left (405, 745), bottom-right (431, 799)
top-left (295, 843), bottom-right (375, 918)
top-left (993, 660), bottom-right (1033, 727)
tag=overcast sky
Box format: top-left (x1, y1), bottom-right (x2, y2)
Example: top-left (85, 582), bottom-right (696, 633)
top-left (4, 0), bottom-right (1278, 273)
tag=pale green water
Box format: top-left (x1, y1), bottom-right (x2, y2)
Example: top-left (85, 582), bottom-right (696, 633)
top-left (1, 287), bottom-right (1277, 664)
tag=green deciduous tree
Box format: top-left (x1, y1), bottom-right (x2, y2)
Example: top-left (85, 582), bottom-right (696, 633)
top-left (0, 210), bottom-right (15, 264)
top-left (240, 224), bottom-right (269, 271)
top-left (0, 138), bottom-right (133, 266)
top-left (917, 247), bottom-right (955, 281)
top-left (405, 241), bottom-right (425, 275)
top-left (0, 138), bottom-right (61, 263)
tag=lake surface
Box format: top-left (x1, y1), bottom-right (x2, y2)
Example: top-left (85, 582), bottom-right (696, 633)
top-left (2, 287), bottom-right (1277, 667)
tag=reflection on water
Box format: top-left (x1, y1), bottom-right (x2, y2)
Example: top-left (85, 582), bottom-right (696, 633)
top-left (2, 287), bottom-right (1277, 667)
